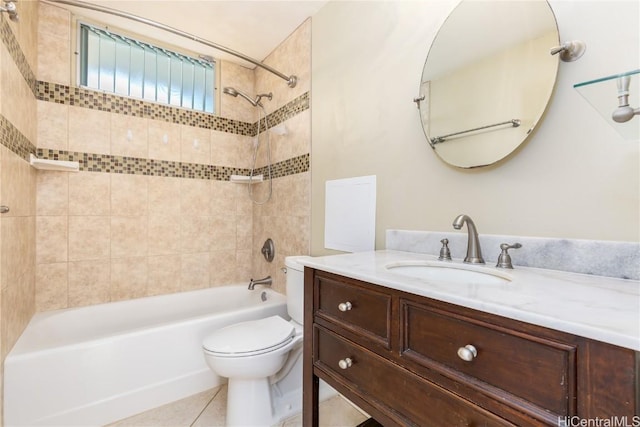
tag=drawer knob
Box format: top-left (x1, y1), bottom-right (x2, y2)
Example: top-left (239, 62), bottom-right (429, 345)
top-left (338, 357), bottom-right (353, 370)
top-left (457, 345), bottom-right (478, 362)
top-left (338, 301), bottom-right (352, 312)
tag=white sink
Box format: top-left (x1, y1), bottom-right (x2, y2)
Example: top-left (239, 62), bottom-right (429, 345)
top-left (385, 261), bottom-right (512, 285)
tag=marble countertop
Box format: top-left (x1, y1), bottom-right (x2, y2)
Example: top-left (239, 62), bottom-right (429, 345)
top-left (299, 250), bottom-right (640, 351)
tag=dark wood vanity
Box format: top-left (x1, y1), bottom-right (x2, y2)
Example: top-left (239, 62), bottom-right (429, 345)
top-left (303, 268), bottom-right (639, 426)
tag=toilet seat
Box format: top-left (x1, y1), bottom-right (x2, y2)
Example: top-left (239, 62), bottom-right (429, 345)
top-left (203, 315), bottom-right (295, 358)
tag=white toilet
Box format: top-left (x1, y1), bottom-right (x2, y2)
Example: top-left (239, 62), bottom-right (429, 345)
top-left (202, 256), bottom-right (310, 427)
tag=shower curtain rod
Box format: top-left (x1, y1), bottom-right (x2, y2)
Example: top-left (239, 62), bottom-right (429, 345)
top-left (44, 0), bottom-right (298, 88)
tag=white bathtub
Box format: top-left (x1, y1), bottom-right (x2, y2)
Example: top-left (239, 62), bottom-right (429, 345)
top-left (4, 285), bottom-right (288, 426)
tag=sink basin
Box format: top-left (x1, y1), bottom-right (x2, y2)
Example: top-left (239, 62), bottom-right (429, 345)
top-left (385, 261), bottom-right (511, 285)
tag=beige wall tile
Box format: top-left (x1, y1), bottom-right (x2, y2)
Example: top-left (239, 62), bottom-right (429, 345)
top-left (68, 215), bottom-right (110, 261)
top-left (235, 185), bottom-right (253, 216)
top-left (211, 131), bottom-right (252, 169)
top-left (37, 31), bottom-right (70, 86)
top-left (36, 171), bottom-right (68, 215)
top-left (210, 250), bottom-right (236, 286)
top-left (2, 268), bottom-right (35, 358)
top-left (35, 262), bottom-right (68, 311)
top-left (110, 174), bottom-right (148, 216)
top-left (1, 217), bottom-right (34, 286)
top-left (68, 106), bottom-right (111, 155)
top-left (235, 250), bottom-right (252, 283)
top-left (111, 216), bottom-right (148, 258)
top-left (148, 214), bottom-right (180, 256)
top-left (210, 215), bottom-right (236, 251)
top-left (180, 178), bottom-right (211, 216)
top-left (111, 114), bottom-right (149, 158)
top-left (236, 214), bottom-right (252, 251)
top-left (257, 19), bottom-right (310, 108)
top-left (37, 101), bottom-right (69, 150)
top-left (39, 2), bottom-right (71, 40)
top-left (111, 257), bottom-right (147, 301)
top-left (148, 120), bottom-right (181, 162)
top-left (181, 252), bottom-right (210, 291)
top-left (68, 172), bottom-right (110, 215)
top-left (181, 216), bottom-right (212, 253)
top-left (38, 1), bottom-right (71, 87)
top-left (210, 181), bottom-right (236, 216)
top-left (1, 147), bottom-right (33, 216)
top-left (68, 259), bottom-right (110, 307)
top-left (36, 216), bottom-right (68, 264)
top-left (147, 255), bottom-right (181, 296)
top-left (181, 125), bottom-right (211, 165)
top-left (148, 176), bottom-right (181, 216)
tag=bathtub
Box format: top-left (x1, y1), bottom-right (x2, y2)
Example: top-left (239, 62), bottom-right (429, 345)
top-left (4, 285), bottom-right (288, 426)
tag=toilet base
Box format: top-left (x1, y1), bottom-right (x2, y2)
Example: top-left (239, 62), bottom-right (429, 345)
top-left (226, 377), bottom-right (272, 426)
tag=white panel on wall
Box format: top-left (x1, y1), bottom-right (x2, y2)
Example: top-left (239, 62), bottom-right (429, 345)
top-left (324, 175), bottom-right (377, 252)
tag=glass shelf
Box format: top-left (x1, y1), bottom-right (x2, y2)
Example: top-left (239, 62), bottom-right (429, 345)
top-left (574, 69), bottom-right (639, 140)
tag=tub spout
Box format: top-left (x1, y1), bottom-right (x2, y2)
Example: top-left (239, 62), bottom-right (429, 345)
top-left (248, 276), bottom-right (272, 290)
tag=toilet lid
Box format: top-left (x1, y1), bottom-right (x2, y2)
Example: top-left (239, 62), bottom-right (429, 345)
top-left (203, 315), bottom-right (295, 356)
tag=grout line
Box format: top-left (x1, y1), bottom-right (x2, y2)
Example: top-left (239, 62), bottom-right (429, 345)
top-left (190, 385), bottom-right (224, 427)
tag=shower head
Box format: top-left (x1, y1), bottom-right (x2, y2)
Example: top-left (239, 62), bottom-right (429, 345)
top-left (223, 86), bottom-right (272, 107)
top-left (223, 86), bottom-right (258, 107)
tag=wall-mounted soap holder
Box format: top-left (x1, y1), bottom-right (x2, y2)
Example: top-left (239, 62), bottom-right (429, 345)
top-left (29, 154), bottom-right (79, 172)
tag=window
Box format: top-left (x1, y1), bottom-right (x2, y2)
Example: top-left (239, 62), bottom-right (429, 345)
top-left (79, 23), bottom-right (215, 113)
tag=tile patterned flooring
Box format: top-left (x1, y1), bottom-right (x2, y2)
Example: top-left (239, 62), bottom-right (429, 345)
top-left (107, 385), bottom-right (369, 427)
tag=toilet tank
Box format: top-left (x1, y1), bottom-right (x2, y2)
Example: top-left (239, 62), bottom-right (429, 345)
top-left (285, 256), bottom-right (309, 325)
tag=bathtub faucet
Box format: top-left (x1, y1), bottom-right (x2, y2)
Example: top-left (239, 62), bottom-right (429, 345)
top-left (248, 276), bottom-right (272, 290)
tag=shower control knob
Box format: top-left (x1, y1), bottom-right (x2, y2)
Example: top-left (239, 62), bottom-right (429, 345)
top-left (338, 302), bottom-right (352, 312)
top-left (338, 358), bottom-right (353, 370)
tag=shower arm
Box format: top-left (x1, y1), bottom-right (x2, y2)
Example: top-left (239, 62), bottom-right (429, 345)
top-left (43, 0), bottom-right (297, 88)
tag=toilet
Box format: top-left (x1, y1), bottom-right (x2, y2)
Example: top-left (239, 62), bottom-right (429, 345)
top-left (202, 256), bottom-right (310, 426)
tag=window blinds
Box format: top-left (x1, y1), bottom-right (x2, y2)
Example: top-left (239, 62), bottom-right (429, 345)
top-left (79, 24), bottom-right (215, 113)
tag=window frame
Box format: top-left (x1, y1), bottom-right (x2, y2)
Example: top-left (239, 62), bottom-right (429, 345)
top-left (72, 17), bottom-right (221, 115)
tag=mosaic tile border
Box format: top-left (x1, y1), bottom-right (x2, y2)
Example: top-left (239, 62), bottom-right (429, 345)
top-left (0, 115), bottom-right (36, 161)
top-left (35, 148), bottom-right (309, 181)
top-left (0, 14), bottom-right (37, 97)
top-left (36, 81), bottom-right (309, 138)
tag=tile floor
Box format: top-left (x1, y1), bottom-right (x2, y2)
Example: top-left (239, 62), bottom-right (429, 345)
top-left (107, 385), bottom-right (369, 427)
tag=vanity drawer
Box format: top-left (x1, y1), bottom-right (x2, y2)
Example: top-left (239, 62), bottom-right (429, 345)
top-left (314, 325), bottom-right (517, 427)
top-left (401, 300), bottom-right (577, 416)
top-left (314, 272), bottom-right (391, 348)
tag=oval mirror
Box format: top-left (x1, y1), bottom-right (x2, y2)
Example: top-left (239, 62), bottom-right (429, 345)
top-left (417, 0), bottom-right (560, 168)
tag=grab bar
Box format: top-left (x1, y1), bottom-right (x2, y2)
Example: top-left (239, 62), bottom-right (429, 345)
top-left (431, 119), bottom-right (521, 145)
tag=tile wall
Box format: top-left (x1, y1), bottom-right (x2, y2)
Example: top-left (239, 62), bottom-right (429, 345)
top-left (1, 2), bottom-right (309, 423)
top-left (33, 2), bottom-right (311, 308)
top-left (0, 2), bottom-right (39, 424)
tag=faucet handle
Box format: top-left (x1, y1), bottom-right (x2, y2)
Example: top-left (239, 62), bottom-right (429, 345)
top-left (496, 243), bottom-right (522, 269)
top-left (438, 238), bottom-right (452, 261)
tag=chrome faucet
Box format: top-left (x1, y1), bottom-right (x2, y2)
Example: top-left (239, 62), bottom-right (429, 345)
top-left (452, 214), bottom-right (485, 264)
top-left (248, 276), bottom-right (272, 290)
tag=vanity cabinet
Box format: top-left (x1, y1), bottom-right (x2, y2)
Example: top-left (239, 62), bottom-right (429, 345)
top-left (303, 268), bottom-right (638, 427)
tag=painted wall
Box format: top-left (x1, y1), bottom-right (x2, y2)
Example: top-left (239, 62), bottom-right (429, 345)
top-left (311, 0), bottom-right (640, 256)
